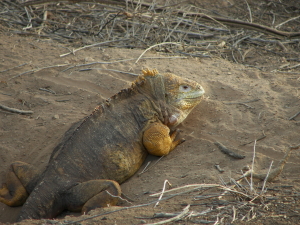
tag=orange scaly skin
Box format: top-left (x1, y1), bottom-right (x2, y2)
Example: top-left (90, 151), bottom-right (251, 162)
top-left (143, 122), bottom-right (183, 156)
top-left (0, 68), bottom-right (205, 221)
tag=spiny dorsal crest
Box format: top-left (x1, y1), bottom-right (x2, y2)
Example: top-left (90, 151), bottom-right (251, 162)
top-left (142, 68), bottom-right (159, 77)
top-left (67, 68), bottom-right (166, 145)
top-left (132, 68), bottom-right (160, 88)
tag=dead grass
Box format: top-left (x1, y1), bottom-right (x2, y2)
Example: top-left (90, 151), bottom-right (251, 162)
top-left (1, 0), bottom-right (300, 72)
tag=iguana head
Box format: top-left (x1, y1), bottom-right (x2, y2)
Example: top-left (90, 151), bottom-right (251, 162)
top-left (138, 68), bottom-right (205, 127)
top-left (163, 71), bottom-right (205, 126)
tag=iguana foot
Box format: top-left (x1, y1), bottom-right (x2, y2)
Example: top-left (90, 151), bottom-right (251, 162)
top-left (66, 179), bottom-right (121, 214)
top-left (0, 161), bottom-right (39, 206)
top-left (158, 101), bottom-right (180, 127)
top-left (143, 122), bottom-right (185, 156)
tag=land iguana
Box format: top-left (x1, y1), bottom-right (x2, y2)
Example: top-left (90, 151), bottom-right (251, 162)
top-left (0, 68), bottom-right (205, 221)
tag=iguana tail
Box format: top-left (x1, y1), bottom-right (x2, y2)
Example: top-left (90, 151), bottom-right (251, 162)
top-left (17, 179), bottom-right (67, 221)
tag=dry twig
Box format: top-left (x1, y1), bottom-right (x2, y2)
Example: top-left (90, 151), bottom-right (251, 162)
top-left (275, 15), bottom-right (300, 29)
top-left (241, 132), bottom-right (266, 146)
top-left (11, 64), bottom-right (70, 79)
top-left (215, 142), bottom-right (245, 159)
top-left (180, 12), bottom-right (300, 38)
top-left (289, 111), bottom-right (300, 120)
top-left (224, 99), bottom-right (260, 107)
top-left (154, 180), bottom-right (171, 207)
top-left (0, 63), bottom-right (28, 73)
top-left (237, 144), bottom-right (300, 182)
top-left (0, 103), bottom-right (33, 114)
top-left (60, 39), bottom-right (129, 57)
top-left (215, 164), bottom-right (225, 173)
top-left (79, 68), bottom-right (138, 76)
top-left (144, 205), bottom-right (190, 225)
top-left (62, 56), bottom-right (187, 72)
top-left (244, 0), bottom-right (252, 23)
top-left (138, 156), bottom-right (164, 176)
top-left (135, 42), bottom-right (182, 64)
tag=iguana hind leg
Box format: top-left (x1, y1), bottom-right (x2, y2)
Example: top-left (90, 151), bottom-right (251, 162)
top-left (143, 122), bottom-right (185, 156)
top-left (0, 161), bottom-right (39, 206)
top-left (66, 179), bottom-right (121, 214)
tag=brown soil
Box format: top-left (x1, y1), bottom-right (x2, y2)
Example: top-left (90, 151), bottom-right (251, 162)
top-left (0, 0), bottom-right (300, 224)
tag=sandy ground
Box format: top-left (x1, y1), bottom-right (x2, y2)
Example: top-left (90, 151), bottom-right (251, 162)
top-left (0, 32), bottom-right (299, 224)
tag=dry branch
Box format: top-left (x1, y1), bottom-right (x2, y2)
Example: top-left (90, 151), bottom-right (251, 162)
top-left (11, 64), bottom-right (70, 79)
top-left (135, 42), bottom-right (182, 64)
top-left (2, 0), bottom-right (299, 67)
top-left (190, 14), bottom-right (300, 38)
top-left (0, 63), bottom-right (28, 73)
top-left (22, 0), bottom-right (126, 6)
top-left (62, 56), bottom-right (187, 72)
top-left (147, 207), bottom-right (213, 219)
top-left (79, 68), bottom-right (138, 76)
top-left (144, 205), bottom-right (190, 225)
top-left (237, 144), bottom-right (300, 182)
top-left (275, 15), bottom-right (300, 29)
top-left (154, 180), bottom-right (171, 208)
top-left (63, 191), bottom-right (191, 224)
top-left (147, 6), bottom-right (300, 38)
top-left (138, 156), bottom-right (164, 176)
top-left (289, 111), bottom-right (300, 120)
top-left (0, 103), bottom-right (33, 114)
top-left (150, 183), bottom-right (251, 199)
top-left (215, 164), bottom-right (225, 173)
top-left (215, 142), bottom-right (245, 159)
top-left (87, 0), bottom-right (300, 38)
top-left (59, 39), bottom-right (129, 57)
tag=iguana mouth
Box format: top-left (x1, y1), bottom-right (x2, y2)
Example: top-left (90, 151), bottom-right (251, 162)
top-left (184, 90), bottom-right (205, 99)
top-left (184, 94), bottom-right (204, 99)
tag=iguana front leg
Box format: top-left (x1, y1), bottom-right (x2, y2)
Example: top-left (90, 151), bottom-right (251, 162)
top-left (0, 162), bottom-right (39, 206)
top-left (143, 122), bottom-right (185, 156)
top-left (158, 101), bottom-right (181, 127)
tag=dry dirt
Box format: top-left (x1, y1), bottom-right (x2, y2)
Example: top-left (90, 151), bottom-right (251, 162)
top-left (0, 0), bottom-right (300, 224)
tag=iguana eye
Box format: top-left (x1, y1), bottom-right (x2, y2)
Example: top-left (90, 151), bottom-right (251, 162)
top-left (179, 85), bottom-right (191, 92)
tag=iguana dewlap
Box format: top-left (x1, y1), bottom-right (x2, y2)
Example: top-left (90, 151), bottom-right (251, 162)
top-left (0, 68), bottom-right (205, 221)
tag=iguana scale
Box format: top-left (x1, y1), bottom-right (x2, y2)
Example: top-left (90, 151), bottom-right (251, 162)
top-left (0, 68), bottom-right (205, 221)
